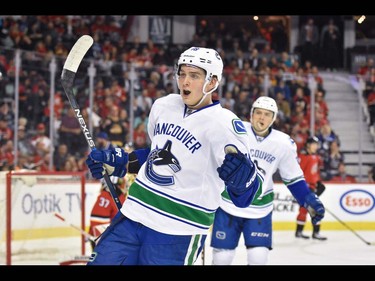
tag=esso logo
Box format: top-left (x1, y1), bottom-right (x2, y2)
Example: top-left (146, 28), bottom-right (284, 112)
top-left (340, 189), bottom-right (375, 215)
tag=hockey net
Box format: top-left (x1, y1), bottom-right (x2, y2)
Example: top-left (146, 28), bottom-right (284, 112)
top-left (0, 170), bottom-right (96, 265)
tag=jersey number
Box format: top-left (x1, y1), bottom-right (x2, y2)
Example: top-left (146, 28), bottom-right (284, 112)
top-left (98, 197), bottom-right (110, 208)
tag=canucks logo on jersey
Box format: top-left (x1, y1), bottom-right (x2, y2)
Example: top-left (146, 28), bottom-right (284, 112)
top-left (232, 119), bottom-right (247, 134)
top-left (145, 140), bottom-right (181, 186)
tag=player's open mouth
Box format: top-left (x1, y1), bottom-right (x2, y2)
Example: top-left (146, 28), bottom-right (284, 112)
top-left (182, 90), bottom-right (191, 95)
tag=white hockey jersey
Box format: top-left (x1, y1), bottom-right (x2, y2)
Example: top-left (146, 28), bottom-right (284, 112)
top-left (219, 121), bottom-right (305, 219)
top-left (121, 94), bottom-right (259, 235)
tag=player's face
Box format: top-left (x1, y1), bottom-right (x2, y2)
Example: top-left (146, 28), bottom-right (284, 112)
top-left (251, 108), bottom-right (274, 134)
top-left (177, 65), bottom-right (213, 108)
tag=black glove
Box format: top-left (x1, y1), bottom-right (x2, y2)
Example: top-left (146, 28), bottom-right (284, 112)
top-left (316, 181), bottom-right (326, 196)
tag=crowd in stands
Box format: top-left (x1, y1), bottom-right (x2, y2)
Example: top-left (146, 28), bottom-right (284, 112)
top-left (0, 15), bottom-right (370, 182)
top-left (356, 57), bottom-right (375, 182)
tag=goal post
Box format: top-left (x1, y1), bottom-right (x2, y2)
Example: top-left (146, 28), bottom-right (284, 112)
top-left (0, 170), bottom-right (100, 265)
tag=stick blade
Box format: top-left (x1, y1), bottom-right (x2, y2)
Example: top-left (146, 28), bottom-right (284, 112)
top-left (62, 35), bottom-right (93, 73)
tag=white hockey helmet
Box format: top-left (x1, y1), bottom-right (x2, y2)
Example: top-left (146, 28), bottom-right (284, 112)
top-left (251, 96), bottom-right (278, 124)
top-left (176, 47), bottom-right (223, 92)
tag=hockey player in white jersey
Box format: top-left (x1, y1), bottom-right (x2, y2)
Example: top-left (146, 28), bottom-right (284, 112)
top-left (210, 96), bottom-right (325, 265)
top-left (85, 47), bottom-right (263, 265)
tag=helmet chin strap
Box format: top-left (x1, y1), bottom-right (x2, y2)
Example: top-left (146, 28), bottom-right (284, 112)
top-left (190, 80), bottom-right (218, 109)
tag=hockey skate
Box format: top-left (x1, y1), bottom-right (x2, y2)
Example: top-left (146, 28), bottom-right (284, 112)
top-left (295, 231), bottom-right (310, 239)
top-left (312, 225), bottom-right (327, 240)
top-left (295, 224), bottom-right (309, 239)
top-left (312, 232), bottom-right (327, 240)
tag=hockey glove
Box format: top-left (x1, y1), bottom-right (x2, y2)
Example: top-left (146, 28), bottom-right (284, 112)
top-left (316, 181), bottom-right (326, 196)
top-left (86, 147), bottom-right (128, 179)
top-left (217, 150), bottom-right (256, 195)
top-left (304, 192), bottom-right (325, 225)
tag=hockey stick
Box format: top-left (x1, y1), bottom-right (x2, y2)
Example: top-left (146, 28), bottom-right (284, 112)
top-left (325, 207), bottom-right (375, 246)
top-left (61, 35), bottom-right (122, 210)
top-left (54, 213), bottom-right (96, 243)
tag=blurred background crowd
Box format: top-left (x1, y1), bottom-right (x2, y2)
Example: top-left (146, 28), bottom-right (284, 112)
top-left (0, 15), bottom-right (374, 183)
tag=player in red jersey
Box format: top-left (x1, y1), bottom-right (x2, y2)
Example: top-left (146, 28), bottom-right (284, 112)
top-left (296, 136), bottom-right (327, 240)
top-left (88, 176), bottom-right (127, 250)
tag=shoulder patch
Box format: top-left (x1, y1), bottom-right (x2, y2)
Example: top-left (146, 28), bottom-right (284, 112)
top-left (232, 119), bottom-right (247, 134)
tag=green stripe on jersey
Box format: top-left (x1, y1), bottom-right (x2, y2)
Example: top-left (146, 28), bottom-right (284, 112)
top-left (129, 182), bottom-right (215, 227)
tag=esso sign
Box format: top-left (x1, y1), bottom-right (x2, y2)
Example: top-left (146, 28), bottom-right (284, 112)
top-left (340, 189), bottom-right (375, 215)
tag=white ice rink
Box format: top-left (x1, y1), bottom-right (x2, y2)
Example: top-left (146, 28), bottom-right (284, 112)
top-left (1, 230), bottom-right (374, 266)
top-left (198, 230), bottom-right (375, 265)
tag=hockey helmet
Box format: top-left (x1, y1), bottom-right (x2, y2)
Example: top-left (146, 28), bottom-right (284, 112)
top-left (176, 47), bottom-right (223, 91)
top-left (251, 96), bottom-right (279, 124)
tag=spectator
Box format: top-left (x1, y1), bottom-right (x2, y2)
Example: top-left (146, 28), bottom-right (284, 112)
top-left (357, 57), bottom-right (374, 78)
top-left (96, 131), bottom-right (115, 150)
top-left (368, 165), bottom-right (375, 183)
top-left (133, 122), bottom-right (148, 149)
top-left (272, 79), bottom-right (292, 104)
top-left (233, 90), bottom-right (251, 120)
top-left (0, 139), bottom-right (15, 170)
top-left (365, 86), bottom-right (375, 136)
top-left (298, 18), bottom-right (319, 66)
top-left (321, 139), bottom-right (344, 181)
top-left (61, 155), bottom-right (79, 172)
top-left (275, 91), bottom-right (291, 123)
top-left (17, 125), bottom-right (35, 157)
top-left (320, 19), bottom-right (341, 71)
top-left (270, 20), bottom-right (288, 53)
top-left (316, 122), bottom-right (340, 153)
top-left (53, 143), bottom-right (70, 171)
top-left (31, 123), bottom-right (51, 156)
top-left (59, 107), bottom-right (86, 157)
top-left (0, 115), bottom-right (13, 146)
top-left (329, 162), bottom-right (357, 183)
top-left (133, 110), bottom-right (148, 131)
top-left (100, 105), bottom-right (128, 148)
top-left (220, 91), bottom-right (236, 112)
top-left (0, 101), bottom-right (15, 130)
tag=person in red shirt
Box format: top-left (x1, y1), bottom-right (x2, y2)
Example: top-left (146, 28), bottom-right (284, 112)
top-left (329, 162), bottom-right (357, 183)
top-left (88, 176), bottom-right (127, 250)
top-left (296, 136), bottom-right (327, 240)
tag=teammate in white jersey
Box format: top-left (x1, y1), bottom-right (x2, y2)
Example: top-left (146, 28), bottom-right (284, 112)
top-left (210, 96), bottom-right (325, 265)
top-left (85, 47), bottom-right (263, 265)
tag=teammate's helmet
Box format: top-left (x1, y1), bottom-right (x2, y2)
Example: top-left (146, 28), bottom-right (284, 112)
top-left (251, 96), bottom-right (279, 124)
top-left (176, 47), bottom-right (223, 85)
top-left (306, 136), bottom-right (319, 145)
